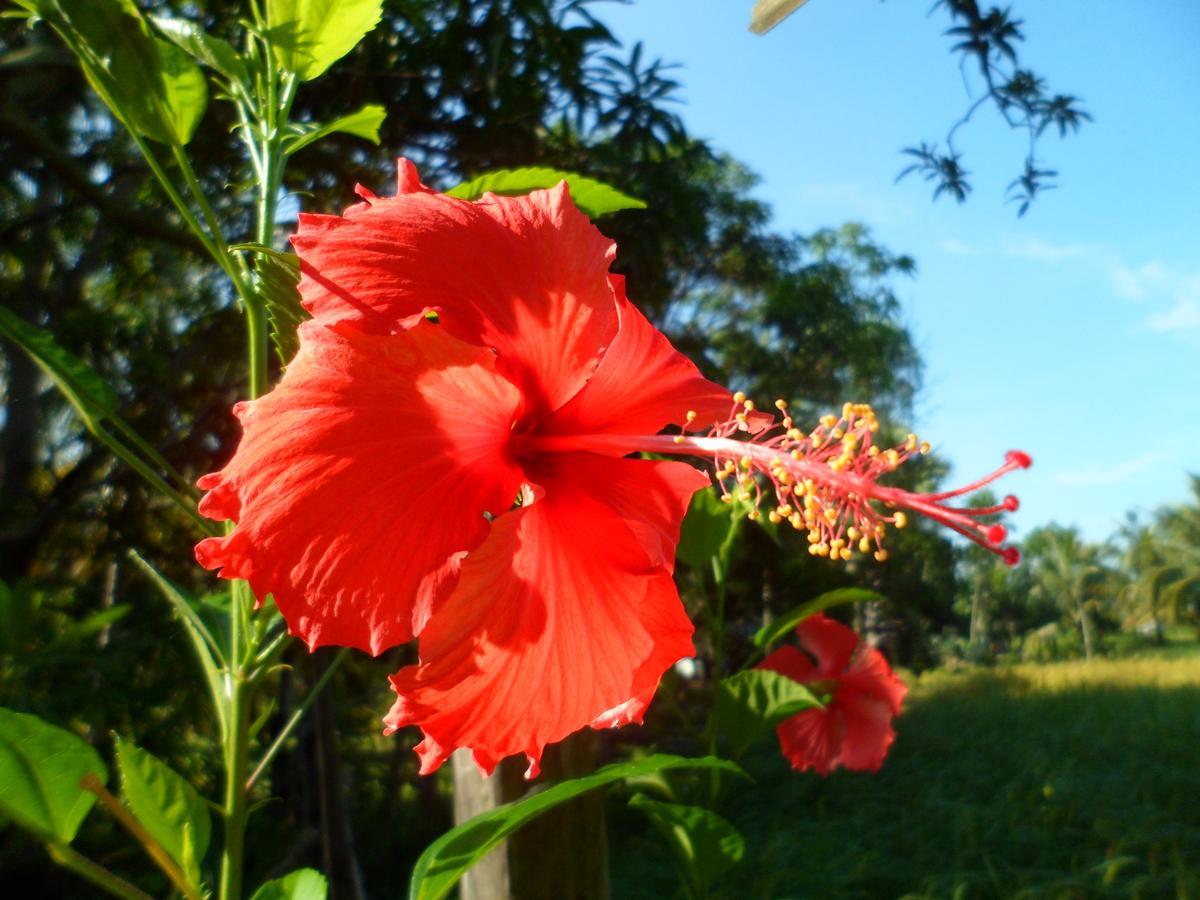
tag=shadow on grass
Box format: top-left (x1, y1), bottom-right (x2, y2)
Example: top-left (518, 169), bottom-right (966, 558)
top-left (613, 665), bottom-right (1200, 899)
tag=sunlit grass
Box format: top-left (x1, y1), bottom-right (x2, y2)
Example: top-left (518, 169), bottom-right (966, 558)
top-left (613, 645), bottom-right (1200, 898)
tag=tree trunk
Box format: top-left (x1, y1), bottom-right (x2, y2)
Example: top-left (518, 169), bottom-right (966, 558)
top-left (453, 730), bottom-right (609, 900)
top-left (1077, 596), bottom-right (1096, 661)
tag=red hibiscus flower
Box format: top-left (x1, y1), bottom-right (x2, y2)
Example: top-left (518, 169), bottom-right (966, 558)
top-left (758, 614), bottom-right (908, 775)
top-left (195, 160), bottom-right (735, 777)
top-left (195, 159), bottom-right (1024, 777)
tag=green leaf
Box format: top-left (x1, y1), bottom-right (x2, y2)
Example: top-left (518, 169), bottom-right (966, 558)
top-left (127, 551), bottom-right (228, 740)
top-left (677, 488), bottom-right (748, 571)
top-left (713, 670), bottom-right (821, 757)
top-left (151, 15), bottom-right (248, 85)
top-left (409, 754), bottom-right (744, 900)
top-left (0, 708), bottom-right (106, 843)
top-left (266, 0), bottom-right (383, 82)
top-left (251, 249), bottom-right (307, 365)
top-left (114, 736), bottom-right (211, 888)
top-left (250, 868), bottom-right (328, 900)
top-left (284, 103), bottom-right (387, 155)
top-left (45, 604), bottom-right (131, 652)
top-left (31, 0), bottom-right (207, 145)
top-left (629, 795), bottom-right (745, 894)
top-left (752, 587), bottom-right (883, 649)
top-left (0, 306), bottom-right (118, 429)
top-left (445, 167), bottom-right (647, 218)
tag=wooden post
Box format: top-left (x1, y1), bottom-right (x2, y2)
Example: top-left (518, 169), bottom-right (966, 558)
top-left (451, 731), bottom-right (610, 900)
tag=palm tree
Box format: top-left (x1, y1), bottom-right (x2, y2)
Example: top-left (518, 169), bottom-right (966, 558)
top-left (1027, 526), bottom-right (1110, 661)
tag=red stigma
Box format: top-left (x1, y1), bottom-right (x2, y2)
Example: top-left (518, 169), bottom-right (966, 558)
top-left (1006, 450), bottom-right (1032, 469)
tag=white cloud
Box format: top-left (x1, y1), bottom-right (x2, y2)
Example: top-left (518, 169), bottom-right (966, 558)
top-left (796, 182), bottom-right (915, 226)
top-left (1109, 261), bottom-right (1200, 338)
top-left (938, 237), bottom-right (980, 256)
top-left (999, 235), bottom-right (1095, 263)
top-left (1049, 451), bottom-right (1164, 488)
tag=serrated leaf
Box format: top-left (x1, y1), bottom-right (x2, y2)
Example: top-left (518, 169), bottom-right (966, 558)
top-left (284, 103), bottom-right (386, 155)
top-left (266, 0), bottom-right (382, 82)
top-left (31, 0), bottom-right (207, 145)
top-left (250, 868), bottom-right (328, 900)
top-left (629, 795), bottom-right (745, 893)
top-left (445, 167), bottom-right (647, 218)
top-left (0, 306), bottom-right (118, 430)
top-left (408, 755), bottom-right (745, 900)
top-left (114, 736), bottom-right (211, 888)
top-left (0, 708), bottom-right (107, 843)
top-left (250, 250), bottom-right (307, 365)
top-left (713, 669), bottom-right (821, 757)
top-left (753, 587), bottom-right (882, 649)
top-left (151, 15), bottom-right (248, 84)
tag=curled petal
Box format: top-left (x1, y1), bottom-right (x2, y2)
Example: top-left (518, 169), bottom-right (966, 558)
top-left (541, 277), bottom-right (734, 436)
top-left (292, 160), bottom-right (619, 415)
top-left (195, 320), bottom-right (524, 654)
top-left (383, 454), bottom-right (704, 776)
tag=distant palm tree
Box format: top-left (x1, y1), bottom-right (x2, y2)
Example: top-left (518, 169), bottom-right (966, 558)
top-left (1028, 526), bottom-right (1109, 661)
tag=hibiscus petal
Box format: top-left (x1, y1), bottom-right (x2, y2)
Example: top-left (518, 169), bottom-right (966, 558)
top-left (775, 707), bottom-right (843, 776)
top-left (758, 644), bottom-right (818, 684)
top-left (195, 319), bottom-right (524, 654)
top-left (795, 613), bottom-right (860, 679)
top-left (828, 647), bottom-right (907, 771)
top-left (540, 276), bottom-right (734, 435)
top-left (829, 688), bottom-right (899, 773)
top-left (292, 160), bottom-right (618, 415)
top-left (382, 453), bottom-right (703, 776)
top-left (842, 646), bottom-right (909, 716)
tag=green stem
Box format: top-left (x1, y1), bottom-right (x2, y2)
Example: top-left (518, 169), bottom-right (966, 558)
top-left (218, 672), bottom-right (252, 900)
top-left (82, 774), bottom-right (201, 900)
top-left (245, 648), bottom-right (349, 790)
top-left (46, 843), bottom-right (154, 900)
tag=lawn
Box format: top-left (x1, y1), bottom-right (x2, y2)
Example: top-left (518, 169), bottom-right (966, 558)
top-left (612, 646), bottom-right (1200, 898)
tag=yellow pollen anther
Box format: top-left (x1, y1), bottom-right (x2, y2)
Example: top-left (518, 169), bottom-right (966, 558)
top-left (721, 494), bottom-right (734, 504)
top-left (831, 428), bottom-right (844, 440)
top-left (686, 409), bottom-right (698, 422)
top-left (733, 391), bottom-right (746, 404)
top-left (920, 441), bottom-right (932, 454)
top-left (787, 428), bottom-right (802, 440)
top-left (847, 526), bottom-right (860, 541)
top-left (748, 510), bottom-right (760, 521)
top-left (740, 457), bottom-right (753, 471)
top-left (768, 511), bottom-right (782, 524)
top-left (743, 400), bottom-right (756, 412)
top-left (673, 435), bottom-right (685, 444)
top-left (893, 512), bottom-right (908, 529)
top-left (874, 549), bottom-right (889, 562)
top-left (790, 513), bottom-right (804, 530)
top-left (735, 412), bottom-right (747, 424)
top-left (885, 449), bottom-right (900, 468)
top-left (824, 508), bottom-right (838, 524)
top-left (774, 398), bottom-right (788, 410)
top-left (782, 417), bottom-right (793, 429)
top-left (868, 446), bottom-right (880, 457)
top-left (859, 537), bottom-right (872, 553)
top-left (811, 435), bottom-right (824, 448)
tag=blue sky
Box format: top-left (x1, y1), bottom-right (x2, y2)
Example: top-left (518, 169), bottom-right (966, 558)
top-left (602, 0), bottom-right (1200, 542)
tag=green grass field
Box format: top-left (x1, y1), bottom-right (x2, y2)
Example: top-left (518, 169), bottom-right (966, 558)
top-left (613, 646), bottom-right (1200, 899)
